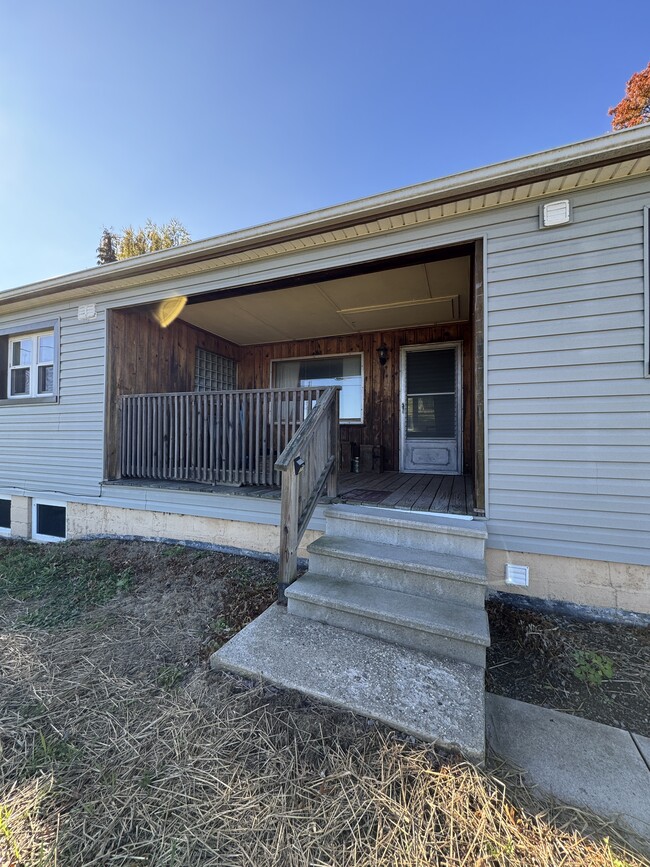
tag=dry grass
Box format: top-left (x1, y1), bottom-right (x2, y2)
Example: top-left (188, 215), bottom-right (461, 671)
top-left (0, 540), bottom-right (648, 866)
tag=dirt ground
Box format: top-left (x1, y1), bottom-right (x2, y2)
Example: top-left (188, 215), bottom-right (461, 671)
top-left (0, 538), bottom-right (648, 866)
top-left (486, 598), bottom-right (650, 737)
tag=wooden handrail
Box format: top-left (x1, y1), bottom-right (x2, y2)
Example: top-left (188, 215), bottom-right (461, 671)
top-left (275, 387), bottom-right (338, 470)
top-left (275, 386), bottom-right (340, 602)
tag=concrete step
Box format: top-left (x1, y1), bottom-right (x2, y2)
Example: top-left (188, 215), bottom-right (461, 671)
top-left (285, 573), bottom-right (490, 668)
top-left (212, 604), bottom-right (486, 762)
top-left (308, 535), bottom-right (487, 607)
top-left (324, 504), bottom-right (487, 559)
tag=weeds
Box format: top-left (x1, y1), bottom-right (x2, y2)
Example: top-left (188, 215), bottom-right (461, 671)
top-left (573, 650), bottom-right (615, 686)
top-left (156, 664), bottom-right (185, 690)
top-left (0, 540), bottom-right (132, 626)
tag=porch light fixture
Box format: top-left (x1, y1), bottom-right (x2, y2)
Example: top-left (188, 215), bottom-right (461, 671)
top-left (152, 296), bottom-right (188, 328)
top-left (377, 343), bottom-right (389, 366)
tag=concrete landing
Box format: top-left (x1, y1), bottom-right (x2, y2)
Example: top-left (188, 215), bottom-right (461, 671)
top-left (486, 694), bottom-right (650, 843)
top-left (211, 604), bottom-right (486, 761)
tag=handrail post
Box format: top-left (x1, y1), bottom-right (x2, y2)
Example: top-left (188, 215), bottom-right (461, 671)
top-left (327, 388), bottom-right (339, 498)
top-left (277, 457), bottom-right (303, 603)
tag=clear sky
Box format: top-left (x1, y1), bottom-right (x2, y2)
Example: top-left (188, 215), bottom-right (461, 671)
top-left (1, 0), bottom-right (649, 290)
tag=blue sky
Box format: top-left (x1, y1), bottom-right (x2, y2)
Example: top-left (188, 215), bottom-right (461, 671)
top-left (1, 0), bottom-right (649, 290)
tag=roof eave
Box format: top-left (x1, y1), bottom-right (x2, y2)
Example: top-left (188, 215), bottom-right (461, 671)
top-left (2, 124), bottom-right (650, 308)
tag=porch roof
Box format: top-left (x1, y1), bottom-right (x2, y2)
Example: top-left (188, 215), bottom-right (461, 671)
top-left (2, 125), bottom-right (650, 311)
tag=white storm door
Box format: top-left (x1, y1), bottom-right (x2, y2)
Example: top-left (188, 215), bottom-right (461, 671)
top-left (400, 343), bottom-right (462, 474)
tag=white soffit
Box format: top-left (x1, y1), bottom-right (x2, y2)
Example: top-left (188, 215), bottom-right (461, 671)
top-left (135, 154), bottom-right (650, 300)
top-left (1, 147), bottom-right (648, 315)
top-left (179, 257), bottom-right (471, 344)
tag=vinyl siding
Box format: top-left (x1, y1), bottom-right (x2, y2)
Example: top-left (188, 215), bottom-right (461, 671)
top-left (0, 173), bottom-right (649, 566)
top-left (485, 178), bottom-right (650, 565)
top-left (0, 304), bottom-right (105, 499)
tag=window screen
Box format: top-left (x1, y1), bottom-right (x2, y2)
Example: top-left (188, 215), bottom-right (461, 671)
top-left (195, 349), bottom-right (237, 392)
top-left (36, 504), bottom-right (66, 539)
top-left (406, 348), bottom-right (457, 439)
top-left (0, 498), bottom-right (10, 530)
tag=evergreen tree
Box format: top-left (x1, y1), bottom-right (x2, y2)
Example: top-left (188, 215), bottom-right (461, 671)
top-left (97, 227), bottom-right (118, 265)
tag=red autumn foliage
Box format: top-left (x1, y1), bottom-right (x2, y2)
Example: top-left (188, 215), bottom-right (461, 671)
top-left (609, 61), bottom-right (650, 129)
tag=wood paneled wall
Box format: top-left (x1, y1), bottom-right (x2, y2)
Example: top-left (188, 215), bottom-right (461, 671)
top-left (238, 324), bottom-right (474, 473)
top-left (105, 306), bottom-right (475, 479)
top-left (104, 307), bottom-right (241, 478)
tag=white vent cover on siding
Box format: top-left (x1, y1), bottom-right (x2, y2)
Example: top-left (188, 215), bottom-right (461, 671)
top-left (540, 200), bottom-right (571, 228)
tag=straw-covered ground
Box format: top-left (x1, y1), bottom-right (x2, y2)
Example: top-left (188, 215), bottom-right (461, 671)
top-left (0, 537), bottom-right (648, 866)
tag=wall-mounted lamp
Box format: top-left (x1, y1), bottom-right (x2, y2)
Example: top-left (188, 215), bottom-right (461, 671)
top-left (377, 343), bottom-right (389, 366)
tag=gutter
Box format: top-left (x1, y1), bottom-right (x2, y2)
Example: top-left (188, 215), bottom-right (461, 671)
top-left (2, 125), bottom-right (650, 308)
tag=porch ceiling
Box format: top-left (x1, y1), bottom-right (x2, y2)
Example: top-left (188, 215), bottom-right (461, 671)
top-left (179, 256), bottom-right (471, 344)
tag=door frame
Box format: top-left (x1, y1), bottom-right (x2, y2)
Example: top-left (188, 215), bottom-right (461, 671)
top-left (399, 340), bottom-right (463, 475)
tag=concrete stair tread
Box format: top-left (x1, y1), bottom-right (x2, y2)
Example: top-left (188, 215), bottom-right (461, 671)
top-left (308, 535), bottom-right (486, 584)
top-left (324, 503), bottom-right (488, 539)
top-left (285, 573), bottom-right (490, 647)
top-left (211, 604), bottom-right (486, 761)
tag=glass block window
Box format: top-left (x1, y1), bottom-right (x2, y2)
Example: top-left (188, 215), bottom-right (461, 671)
top-left (195, 349), bottom-right (237, 392)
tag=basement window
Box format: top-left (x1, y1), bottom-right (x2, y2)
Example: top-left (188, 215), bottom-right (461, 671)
top-left (272, 354), bottom-right (364, 423)
top-left (32, 502), bottom-right (67, 542)
top-left (0, 498), bottom-right (10, 535)
top-left (195, 349), bottom-right (237, 392)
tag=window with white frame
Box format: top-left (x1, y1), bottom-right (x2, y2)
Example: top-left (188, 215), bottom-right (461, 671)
top-left (272, 354), bottom-right (364, 423)
top-left (5, 330), bottom-right (56, 399)
top-left (0, 321), bottom-right (59, 402)
top-left (32, 501), bottom-right (67, 542)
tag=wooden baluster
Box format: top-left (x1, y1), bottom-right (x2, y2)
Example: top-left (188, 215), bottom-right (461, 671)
top-left (172, 395), bottom-right (178, 480)
top-left (328, 386), bottom-right (339, 498)
top-left (248, 391), bottom-right (254, 485)
top-left (283, 390), bottom-right (289, 463)
top-left (208, 394), bottom-right (214, 484)
top-left (261, 391), bottom-right (268, 485)
top-left (225, 393), bottom-right (232, 483)
top-left (135, 397), bottom-right (141, 477)
top-left (235, 392), bottom-right (241, 483)
top-left (220, 393), bottom-right (226, 483)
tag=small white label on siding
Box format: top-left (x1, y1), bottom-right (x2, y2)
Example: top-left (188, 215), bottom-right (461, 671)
top-left (541, 200), bottom-right (571, 227)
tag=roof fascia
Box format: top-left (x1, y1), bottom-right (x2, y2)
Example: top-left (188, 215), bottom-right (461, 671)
top-left (2, 126), bottom-right (650, 309)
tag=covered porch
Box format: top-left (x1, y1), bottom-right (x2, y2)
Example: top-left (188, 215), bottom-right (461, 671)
top-left (105, 242), bottom-right (484, 506)
top-left (103, 240), bottom-right (485, 588)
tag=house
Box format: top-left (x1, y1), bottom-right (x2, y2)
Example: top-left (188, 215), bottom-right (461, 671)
top-left (1, 126), bottom-right (650, 755)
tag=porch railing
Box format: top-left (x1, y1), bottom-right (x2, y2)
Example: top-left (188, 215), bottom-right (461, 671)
top-left (119, 387), bottom-right (327, 486)
top-left (275, 386), bottom-right (340, 602)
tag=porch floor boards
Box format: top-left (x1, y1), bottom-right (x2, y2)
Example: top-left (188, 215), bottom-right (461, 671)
top-left (337, 471), bottom-right (475, 515)
top-left (107, 471), bottom-right (475, 516)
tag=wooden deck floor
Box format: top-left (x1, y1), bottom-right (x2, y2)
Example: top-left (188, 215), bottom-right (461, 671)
top-left (109, 471), bottom-right (475, 516)
top-left (336, 471), bottom-right (475, 515)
